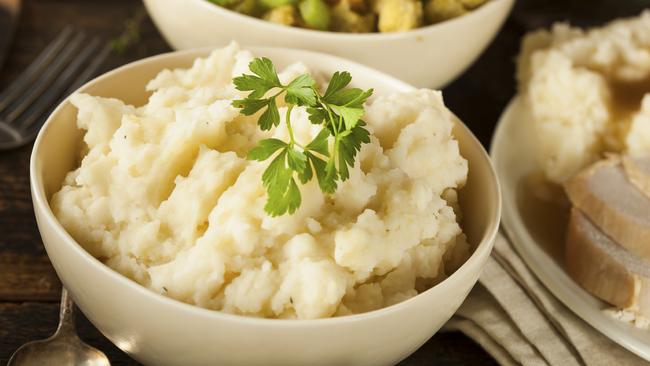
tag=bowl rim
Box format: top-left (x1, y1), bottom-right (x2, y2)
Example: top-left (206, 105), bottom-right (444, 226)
top-left (30, 46), bottom-right (501, 326)
top-left (188, 0), bottom-right (513, 40)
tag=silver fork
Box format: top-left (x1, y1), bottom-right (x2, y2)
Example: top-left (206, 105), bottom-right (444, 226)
top-left (0, 26), bottom-right (110, 150)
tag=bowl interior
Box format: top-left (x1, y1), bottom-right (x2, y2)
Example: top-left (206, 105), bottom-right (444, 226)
top-left (32, 47), bottom-right (500, 318)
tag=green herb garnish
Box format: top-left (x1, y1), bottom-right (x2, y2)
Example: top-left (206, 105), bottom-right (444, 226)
top-left (232, 58), bottom-right (373, 216)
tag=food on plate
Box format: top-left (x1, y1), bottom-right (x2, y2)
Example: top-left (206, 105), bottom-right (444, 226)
top-left (622, 155), bottom-right (650, 198)
top-left (564, 155), bottom-right (650, 324)
top-left (207, 0), bottom-right (489, 33)
top-left (517, 12), bottom-right (650, 184)
top-left (50, 43), bottom-right (470, 320)
top-left (375, 0), bottom-right (423, 33)
top-left (565, 156), bottom-right (650, 261)
top-left (565, 208), bottom-right (650, 318)
top-left (330, 0), bottom-right (376, 33)
top-left (516, 12), bottom-right (650, 328)
top-left (604, 308), bottom-right (650, 330)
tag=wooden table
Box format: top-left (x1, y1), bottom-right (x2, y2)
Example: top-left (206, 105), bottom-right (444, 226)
top-left (0, 0), bottom-right (646, 364)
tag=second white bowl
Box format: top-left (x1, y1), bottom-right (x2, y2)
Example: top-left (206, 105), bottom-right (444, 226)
top-left (144, 0), bottom-right (514, 88)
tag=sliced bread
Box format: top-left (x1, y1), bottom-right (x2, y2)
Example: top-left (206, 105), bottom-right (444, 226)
top-left (566, 208), bottom-right (650, 316)
top-left (622, 155), bottom-right (650, 199)
top-left (564, 156), bottom-right (650, 261)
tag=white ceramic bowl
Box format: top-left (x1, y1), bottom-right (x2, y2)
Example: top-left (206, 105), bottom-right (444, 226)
top-left (143, 0), bottom-right (514, 88)
top-left (31, 47), bottom-right (501, 366)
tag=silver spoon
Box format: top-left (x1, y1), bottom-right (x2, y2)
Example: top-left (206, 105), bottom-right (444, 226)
top-left (8, 288), bottom-right (111, 366)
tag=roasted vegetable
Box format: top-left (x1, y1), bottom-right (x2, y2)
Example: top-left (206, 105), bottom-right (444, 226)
top-left (376, 0), bottom-right (423, 32)
top-left (263, 4), bottom-right (298, 25)
top-left (299, 0), bottom-right (331, 30)
top-left (331, 0), bottom-right (376, 32)
top-left (206, 0), bottom-right (488, 33)
top-left (425, 0), bottom-right (467, 23)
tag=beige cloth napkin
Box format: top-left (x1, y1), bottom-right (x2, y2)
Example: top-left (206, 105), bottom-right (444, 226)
top-left (443, 232), bottom-right (650, 366)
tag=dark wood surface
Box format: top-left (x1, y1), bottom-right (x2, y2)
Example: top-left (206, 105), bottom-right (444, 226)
top-left (0, 0), bottom-right (648, 365)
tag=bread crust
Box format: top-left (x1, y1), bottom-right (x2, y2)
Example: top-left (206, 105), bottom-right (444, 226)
top-left (565, 209), bottom-right (650, 316)
top-left (564, 156), bottom-right (650, 261)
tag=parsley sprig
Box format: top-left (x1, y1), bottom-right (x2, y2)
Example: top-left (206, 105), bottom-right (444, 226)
top-left (232, 58), bottom-right (373, 216)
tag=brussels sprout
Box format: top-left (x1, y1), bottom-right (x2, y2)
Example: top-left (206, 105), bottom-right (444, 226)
top-left (299, 0), bottom-right (331, 30)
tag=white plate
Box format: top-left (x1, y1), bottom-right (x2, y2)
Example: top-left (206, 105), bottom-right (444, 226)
top-left (490, 96), bottom-right (650, 361)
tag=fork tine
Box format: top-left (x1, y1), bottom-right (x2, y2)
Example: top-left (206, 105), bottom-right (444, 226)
top-left (16, 38), bottom-right (103, 132)
top-left (64, 43), bottom-right (111, 96)
top-left (0, 26), bottom-right (73, 112)
top-left (4, 31), bottom-right (86, 123)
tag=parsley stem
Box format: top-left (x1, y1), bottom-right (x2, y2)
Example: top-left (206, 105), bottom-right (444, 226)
top-left (333, 135), bottom-right (341, 171)
top-left (317, 96), bottom-right (338, 135)
top-left (272, 89), bottom-right (284, 99)
top-left (285, 104), bottom-right (296, 146)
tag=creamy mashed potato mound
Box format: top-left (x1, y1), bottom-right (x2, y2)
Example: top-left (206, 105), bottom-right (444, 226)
top-left (518, 12), bottom-right (650, 183)
top-left (51, 43), bottom-right (469, 319)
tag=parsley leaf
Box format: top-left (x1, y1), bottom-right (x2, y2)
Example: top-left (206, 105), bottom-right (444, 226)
top-left (306, 107), bottom-right (327, 125)
top-left (258, 98), bottom-right (280, 130)
top-left (261, 150), bottom-right (290, 192)
top-left (298, 152), bottom-right (315, 184)
top-left (265, 178), bottom-right (301, 216)
top-left (337, 122), bottom-right (370, 180)
top-left (231, 97), bottom-right (280, 130)
top-left (285, 74), bottom-right (317, 106)
top-left (305, 152), bottom-right (337, 193)
top-left (326, 88), bottom-right (373, 108)
top-left (259, 150), bottom-right (302, 216)
top-left (247, 138), bottom-right (287, 161)
top-left (233, 76), bottom-right (275, 100)
top-left (306, 128), bottom-right (330, 156)
top-left (232, 98), bottom-right (270, 115)
top-left (322, 157), bottom-right (338, 193)
top-left (249, 57), bottom-right (281, 87)
top-left (330, 104), bottom-right (364, 130)
top-left (287, 147), bottom-right (307, 173)
top-left (323, 71), bottom-right (352, 99)
top-left (233, 58), bottom-right (282, 100)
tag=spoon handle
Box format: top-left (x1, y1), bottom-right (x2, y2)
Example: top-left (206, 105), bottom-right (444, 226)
top-left (56, 288), bottom-right (77, 336)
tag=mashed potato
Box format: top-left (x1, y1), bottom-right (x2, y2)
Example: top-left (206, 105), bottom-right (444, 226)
top-left (518, 12), bottom-right (650, 183)
top-left (51, 43), bottom-right (469, 319)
